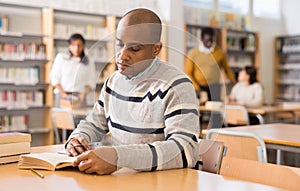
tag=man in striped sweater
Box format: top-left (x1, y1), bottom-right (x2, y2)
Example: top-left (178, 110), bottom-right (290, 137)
top-left (66, 8), bottom-right (200, 175)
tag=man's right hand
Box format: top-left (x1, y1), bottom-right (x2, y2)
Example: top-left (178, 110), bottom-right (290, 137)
top-left (66, 136), bottom-right (90, 156)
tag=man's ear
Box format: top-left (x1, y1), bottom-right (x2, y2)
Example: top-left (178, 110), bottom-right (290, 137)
top-left (152, 42), bottom-right (162, 57)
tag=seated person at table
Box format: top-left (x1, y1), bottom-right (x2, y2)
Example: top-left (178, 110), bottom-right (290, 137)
top-left (65, 8), bottom-right (199, 175)
top-left (226, 66), bottom-right (264, 108)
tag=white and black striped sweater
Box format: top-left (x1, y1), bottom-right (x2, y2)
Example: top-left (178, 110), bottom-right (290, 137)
top-left (69, 59), bottom-right (199, 171)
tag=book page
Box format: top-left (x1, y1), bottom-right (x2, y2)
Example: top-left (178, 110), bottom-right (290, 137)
top-left (18, 153), bottom-right (76, 170)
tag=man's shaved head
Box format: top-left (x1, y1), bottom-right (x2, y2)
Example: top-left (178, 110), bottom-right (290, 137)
top-left (123, 8), bottom-right (161, 25)
top-left (119, 8), bottom-right (162, 43)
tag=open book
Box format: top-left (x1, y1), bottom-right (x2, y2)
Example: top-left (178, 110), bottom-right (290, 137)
top-left (18, 153), bottom-right (76, 170)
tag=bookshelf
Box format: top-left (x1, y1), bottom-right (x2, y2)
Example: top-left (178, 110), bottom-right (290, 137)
top-left (0, 4), bottom-right (120, 145)
top-left (275, 35), bottom-right (300, 102)
top-left (0, 3), bottom-right (51, 146)
top-left (224, 29), bottom-right (260, 80)
top-left (185, 24), bottom-right (260, 80)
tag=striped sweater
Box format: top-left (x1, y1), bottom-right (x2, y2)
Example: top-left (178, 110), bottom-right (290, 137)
top-left (69, 59), bottom-right (199, 171)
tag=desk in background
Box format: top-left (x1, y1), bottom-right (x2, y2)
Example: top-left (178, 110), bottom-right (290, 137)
top-left (71, 107), bottom-right (92, 125)
top-left (204, 123), bottom-right (300, 165)
top-left (0, 145), bottom-right (285, 191)
top-left (199, 104), bottom-right (300, 124)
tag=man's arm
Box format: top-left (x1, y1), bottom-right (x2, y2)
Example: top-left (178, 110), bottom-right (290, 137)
top-left (184, 52), bottom-right (200, 92)
top-left (65, 81), bottom-right (109, 156)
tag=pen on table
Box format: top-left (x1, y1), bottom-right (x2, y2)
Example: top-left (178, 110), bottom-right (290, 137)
top-left (30, 168), bottom-right (44, 179)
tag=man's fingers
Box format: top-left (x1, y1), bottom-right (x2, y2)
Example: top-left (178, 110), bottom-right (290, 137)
top-left (77, 137), bottom-right (89, 150)
top-left (73, 144), bottom-right (86, 154)
top-left (74, 151), bottom-right (89, 166)
top-left (67, 146), bottom-right (80, 156)
top-left (66, 137), bottom-right (89, 156)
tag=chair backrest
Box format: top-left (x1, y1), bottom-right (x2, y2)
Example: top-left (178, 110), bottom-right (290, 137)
top-left (196, 139), bottom-right (226, 174)
top-left (206, 129), bottom-right (267, 162)
top-left (51, 107), bottom-right (75, 144)
top-left (224, 105), bottom-right (249, 126)
top-left (220, 156), bottom-right (300, 191)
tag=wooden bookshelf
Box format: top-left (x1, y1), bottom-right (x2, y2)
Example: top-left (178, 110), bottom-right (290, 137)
top-left (0, 3), bottom-right (119, 145)
top-left (0, 3), bottom-right (53, 146)
top-left (274, 35), bottom-right (300, 102)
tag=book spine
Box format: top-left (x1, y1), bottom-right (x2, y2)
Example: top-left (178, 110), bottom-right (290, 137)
top-left (0, 132), bottom-right (31, 144)
top-left (0, 142), bottom-right (30, 157)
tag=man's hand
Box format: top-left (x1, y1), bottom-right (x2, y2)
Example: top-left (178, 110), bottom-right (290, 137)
top-left (73, 147), bottom-right (118, 175)
top-left (66, 137), bottom-right (89, 156)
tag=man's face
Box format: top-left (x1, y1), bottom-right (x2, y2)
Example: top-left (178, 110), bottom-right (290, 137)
top-left (202, 34), bottom-right (213, 49)
top-left (115, 19), bottom-right (160, 78)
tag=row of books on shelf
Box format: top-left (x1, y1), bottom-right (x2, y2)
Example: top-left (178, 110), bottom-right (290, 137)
top-left (0, 115), bottom-right (28, 132)
top-left (0, 90), bottom-right (43, 109)
top-left (228, 55), bottom-right (252, 68)
top-left (277, 37), bottom-right (300, 54)
top-left (279, 71), bottom-right (300, 82)
top-left (281, 43), bottom-right (300, 54)
top-left (279, 62), bottom-right (300, 69)
top-left (55, 23), bottom-right (110, 40)
top-left (0, 132), bottom-right (31, 164)
top-left (0, 67), bottom-right (39, 85)
top-left (227, 34), bottom-right (256, 52)
top-left (0, 42), bottom-right (46, 60)
top-left (279, 86), bottom-right (300, 100)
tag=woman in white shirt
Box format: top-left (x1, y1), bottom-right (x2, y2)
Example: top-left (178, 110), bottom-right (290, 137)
top-left (50, 33), bottom-right (96, 107)
top-left (227, 66), bottom-right (264, 108)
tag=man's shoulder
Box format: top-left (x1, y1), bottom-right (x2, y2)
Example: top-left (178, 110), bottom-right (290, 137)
top-left (213, 46), bottom-right (225, 54)
top-left (153, 60), bottom-right (191, 84)
top-left (187, 46), bottom-right (200, 55)
top-left (156, 60), bottom-right (186, 76)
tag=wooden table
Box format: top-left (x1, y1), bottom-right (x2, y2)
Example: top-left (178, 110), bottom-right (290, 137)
top-left (199, 104), bottom-right (300, 124)
top-left (210, 123), bottom-right (300, 165)
top-left (247, 105), bottom-right (300, 124)
top-left (0, 145), bottom-right (285, 191)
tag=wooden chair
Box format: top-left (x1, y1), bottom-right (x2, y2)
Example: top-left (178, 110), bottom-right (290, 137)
top-left (220, 156), bottom-right (300, 191)
top-left (224, 105), bottom-right (249, 126)
top-left (51, 107), bottom-right (76, 144)
top-left (196, 139), bottom-right (226, 174)
top-left (206, 129), bottom-right (267, 162)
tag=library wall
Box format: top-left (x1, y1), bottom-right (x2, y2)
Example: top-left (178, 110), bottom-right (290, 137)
top-left (0, 0), bottom-right (156, 17)
top-left (282, 0), bottom-right (300, 35)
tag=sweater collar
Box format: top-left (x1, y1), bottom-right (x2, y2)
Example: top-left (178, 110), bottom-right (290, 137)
top-left (198, 41), bottom-right (215, 54)
top-left (125, 57), bottom-right (158, 81)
